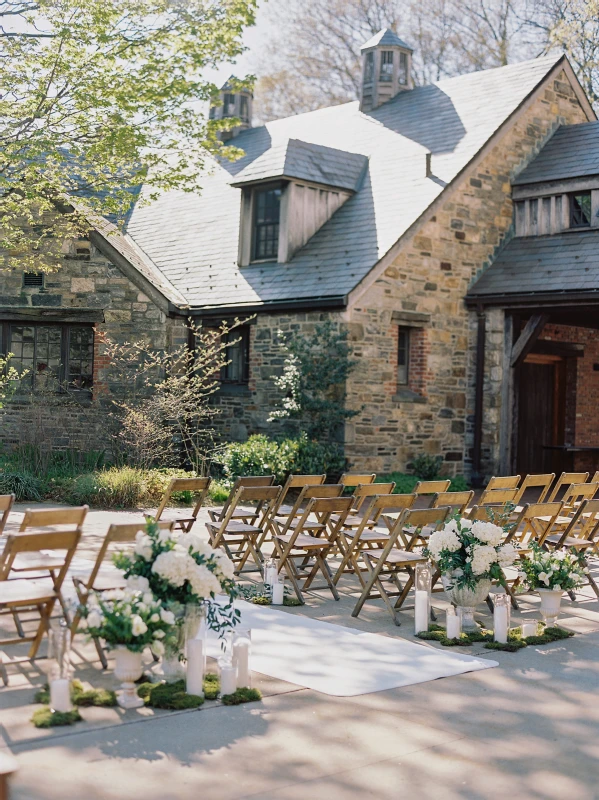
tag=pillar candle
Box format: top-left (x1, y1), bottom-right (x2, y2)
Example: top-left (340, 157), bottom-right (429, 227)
top-left (414, 590), bottom-right (429, 634)
top-left (272, 582), bottom-right (284, 605)
top-left (264, 565), bottom-right (277, 587)
top-left (50, 678), bottom-right (71, 713)
top-left (186, 638), bottom-right (204, 697)
top-left (521, 621), bottom-right (537, 638)
top-left (446, 608), bottom-right (461, 639)
top-left (494, 604), bottom-right (509, 643)
top-left (220, 664), bottom-right (237, 695)
top-left (233, 639), bottom-right (251, 688)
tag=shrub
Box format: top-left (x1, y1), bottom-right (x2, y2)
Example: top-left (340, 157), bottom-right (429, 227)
top-left (410, 454), bottom-right (443, 480)
top-left (0, 470), bottom-right (42, 501)
top-left (375, 472), bottom-right (470, 494)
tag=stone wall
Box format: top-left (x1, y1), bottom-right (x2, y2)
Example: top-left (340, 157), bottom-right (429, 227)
top-left (0, 238), bottom-right (186, 455)
top-left (343, 68), bottom-right (589, 476)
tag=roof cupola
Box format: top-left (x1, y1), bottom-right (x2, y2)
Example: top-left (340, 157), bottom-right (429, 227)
top-left (360, 28), bottom-right (413, 112)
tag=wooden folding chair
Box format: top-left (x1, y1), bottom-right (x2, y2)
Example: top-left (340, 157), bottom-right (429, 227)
top-left (0, 528), bottom-right (82, 684)
top-left (339, 473), bottom-right (376, 488)
top-left (0, 495), bottom-right (14, 537)
top-left (333, 494), bottom-right (416, 586)
top-left (11, 506), bottom-right (88, 624)
top-left (532, 483), bottom-right (599, 531)
top-left (513, 473), bottom-right (555, 509)
top-left (351, 506), bottom-right (450, 625)
top-left (476, 487), bottom-right (518, 507)
top-left (154, 476), bottom-right (211, 532)
top-left (431, 490), bottom-right (474, 515)
top-left (539, 499), bottom-right (599, 599)
top-left (207, 475), bottom-right (275, 525)
top-left (271, 474), bottom-right (327, 519)
top-left (485, 475), bottom-right (521, 491)
top-left (413, 480), bottom-right (451, 506)
top-left (272, 496), bottom-right (354, 603)
top-left (206, 485), bottom-right (281, 574)
top-left (71, 520), bottom-right (174, 668)
top-left (333, 482), bottom-right (396, 530)
top-left (548, 472), bottom-right (589, 501)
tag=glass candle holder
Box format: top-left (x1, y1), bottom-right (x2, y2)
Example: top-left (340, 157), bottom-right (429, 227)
top-left (184, 603), bottom-right (207, 645)
top-left (49, 620), bottom-right (72, 712)
top-left (264, 557), bottom-right (278, 588)
top-left (218, 636), bottom-right (237, 696)
top-left (185, 604), bottom-right (207, 697)
top-left (493, 592), bottom-right (511, 643)
top-left (446, 606), bottom-right (461, 639)
top-left (232, 629), bottom-right (252, 688)
top-left (414, 562), bottom-right (431, 634)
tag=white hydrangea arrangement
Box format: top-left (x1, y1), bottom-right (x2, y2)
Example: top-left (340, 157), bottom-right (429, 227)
top-left (81, 578), bottom-right (173, 654)
top-left (519, 543), bottom-right (586, 592)
top-left (113, 518), bottom-right (239, 634)
top-left (425, 516), bottom-right (518, 590)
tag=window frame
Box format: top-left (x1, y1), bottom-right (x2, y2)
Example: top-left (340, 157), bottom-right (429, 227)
top-left (239, 95), bottom-right (249, 123)
top-left (380, 50), bottom-right (394, 82)
top-left (251, 184), bottom-right (282, 262)
top-left (569, 191), bottom-right (592, 229)
top-left (1, 321), bottom-right (94, 393)
top-left (397, 326), bottom-right (410, 386)
top-left (398, 52), bottom-right (408, 85)
top-left (223, 93), bottom-right (236, 117)
top-left (220, 325), bottom-right (250, 386)
top-left (363, 51), bottom-right (374, 84)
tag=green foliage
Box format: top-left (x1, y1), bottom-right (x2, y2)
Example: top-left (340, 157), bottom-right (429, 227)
top-left (268, 321), bottom-right (359, 440)
top-left (519, 542), bottom-right (587, 592)
top-left (218, 432), bottom-right (346, 483)
top-left (34, 680), bottom-right (117, 707)
top-left (0, 470), bottom-right (42, 501)
top-left (203, 673), bottom-right (220, 700)
top-left (410, 454), bottom-right (443, 480)
top-left (140, 680), bottom-right (205, 710)
top-left (221, 687), bottom-right (262, 705)
top-left (0, 0), bottom-right (257, 272)
top-left (375, 473), bottom-right (470, 494)
top-left (31, 707), bottom-right (82, 728)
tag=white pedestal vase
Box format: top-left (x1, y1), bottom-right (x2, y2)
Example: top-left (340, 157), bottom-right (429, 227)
top-left (442, 576), bottom-right (492, 631)
top-left (537, 588), bottom-right (563, 627)
top-left (114, 647), bottom-right (144, 709)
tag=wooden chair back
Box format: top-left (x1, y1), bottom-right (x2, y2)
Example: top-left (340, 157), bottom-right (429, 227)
top-left (486, 475), bottom-right (521, 491)
top-left (154, 476), bottom-right (211, 524)
top-left (216, 475), bottom-right (275, 516)
top-left (216, 485), bottom-right (282, 536)
top-left (561, 482), bottom-right (599, 509)
top-left (0, 529), bottom-right (81, 583)
top-left (351, 481), bottom-right (395, 511)
top-left (513, 473), bottom-right (555, 504)
top-left (274, 484), bottom-right (344, 536)
top-left (431, 490), bottom-right (474, 515)
top-left (548, 472), bottom-right (589, 501)
top-left (545, 499), bottom-right (599, 549)
top-left (477, 487), bottom-right (518, 507)
top-left (19, 505), bottom-right (88, 533)
top-left (589, 471), bottom-right (599, 484)
top-left (0, 494), bottom-right (14, 536)
top-left (504, 502), bottom-right (564, 545)
top-left (292, 496), bottom-right (353, 541)
top-left (414, 479), bottom-right (451, 497)
top-left (340, 473), bottom-right (376, 487)
top-left (386, 506), bottom-right (451, 552)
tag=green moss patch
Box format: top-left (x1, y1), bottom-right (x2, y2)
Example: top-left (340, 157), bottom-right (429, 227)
top-left (137, 679), bottom-right (205, 710)
top-left (34, 680), bottom-right (117, 708)
top-left (417, 622), bottom-right (573, 651)
top-left (203, 672), bottom-right (220, 700)
top-left (31, 707), bottom-right (82, 728)
top-left (221, 687), bottom-right (262, 706)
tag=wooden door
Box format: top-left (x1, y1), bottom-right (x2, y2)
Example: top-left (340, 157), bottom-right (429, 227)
top-left (516, 355), bottom-right (566, 475)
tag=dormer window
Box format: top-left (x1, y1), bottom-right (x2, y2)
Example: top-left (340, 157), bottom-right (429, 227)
top-left (223, 93), bottom-right (236, 117)
top-left (569, 192), bottom-right (591, 228)
top-left (398, 52), bottom-right (408, 85)
top-left (364, 51), bottom-right (374, 84)
top-left (380, 51), bottom-right (393, 82)
top-left (253, 186), bottom-right (281, 261)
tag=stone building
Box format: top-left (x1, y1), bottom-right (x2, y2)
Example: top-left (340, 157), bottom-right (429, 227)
top-left (1, 29), bottom-right (598, 480)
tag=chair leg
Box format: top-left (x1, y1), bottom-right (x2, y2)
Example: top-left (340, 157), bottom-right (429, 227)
top-left (0, 656), bottom-right (7, 687)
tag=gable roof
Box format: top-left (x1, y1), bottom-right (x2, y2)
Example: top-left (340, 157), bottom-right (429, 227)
top-left (513, 120), bottom-right (599, 185)
top-left (361, 29), bottom-right (413, 51)
top-left (124, 53), bottom-right (571, 312)
top-left (230, 138), bottom-right (367, 192)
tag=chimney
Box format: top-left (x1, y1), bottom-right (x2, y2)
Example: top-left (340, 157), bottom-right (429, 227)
top-left (360, 29), bottom-right (413, 113)
top-left (209, 75), bottom-right (253, 141)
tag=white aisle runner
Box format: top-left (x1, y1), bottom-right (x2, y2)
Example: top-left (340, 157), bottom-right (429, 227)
top-left (207, 600), bottom-right (497, 697)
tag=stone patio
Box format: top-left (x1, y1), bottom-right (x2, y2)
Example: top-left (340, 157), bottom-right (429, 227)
top-left (1, 505), bottom-right (599, 799)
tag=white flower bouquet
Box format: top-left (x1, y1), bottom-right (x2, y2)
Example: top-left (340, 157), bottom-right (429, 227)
top-left (81, 580), bottom-right (173, 654)
top-left (113, 518), bottom-right (239, 634)
top-left (425, 516), bottom-right (518, 590)
top-left (519, 543), bottom-right (586, 592)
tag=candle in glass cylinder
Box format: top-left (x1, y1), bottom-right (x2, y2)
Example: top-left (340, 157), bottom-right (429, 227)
top-left (493, 593), bottom-right (510, 643)
top-left (220, 663), bottom-right (237, 695)
top-left (521, 621), bottom-right (537, 638)
top-left (272, 582), bottom-right (284, 605)
top-left (446, 607), bottom-right (461, 639)
top-left (186, 638), bottom-right (204, 697)
top-left (50, 678), bottom-right (71, 713)
top-left (414, 591), bottom-right (429, 634)
top-left (232, 630), bottom-right (251, 688)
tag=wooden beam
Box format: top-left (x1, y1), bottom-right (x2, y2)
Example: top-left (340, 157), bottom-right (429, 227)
top-left (510, 314), bottom-right (549, 368)
top-left (472, 308), bottom-right (486, 487)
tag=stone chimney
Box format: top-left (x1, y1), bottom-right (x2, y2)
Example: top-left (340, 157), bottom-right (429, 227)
top-left (209, 76), bottom-right (253, 141)
top-left (360, 29), bottom-right (413, 113)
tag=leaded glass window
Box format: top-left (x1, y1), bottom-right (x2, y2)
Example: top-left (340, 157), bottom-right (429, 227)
top-left (253, 187), bottom-right (281, 261)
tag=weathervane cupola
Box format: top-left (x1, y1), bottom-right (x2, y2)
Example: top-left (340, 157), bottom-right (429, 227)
top-left (360, 28), bottom-right (413, 112)
top-left (209, 75), bottom-right (253, 141)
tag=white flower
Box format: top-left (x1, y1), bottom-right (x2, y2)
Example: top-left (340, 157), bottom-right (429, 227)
top-left (178, 532), bottom-right (212, 557)
top-left (471, 521), bottom-right (504, 547)
top-left (137, 602), bottom-right (148, 613)
top-left (142, 592), bottom-right (154, 607)
top-left (152, 549), bottom-right (190, 587)
top-left (160, 608), bottom-right (176, 625)
top-left (213, 550), bottom-right (235, 580)
top-left (134, 532), bottom-right (153, 561)
top-left (126, 575), bottom-right (150, 593)
top-left (157, 528), bottom-right (173, 544)
top-left (470, 544), bottom-right (497, 576)
top-left (87, 610), bottom-right (103, 629)
top-left (131, 615), bottom-right (148, 636)
top-left (153, 629), bottom-right (165, 639)
top-left (538, 571), bottom-right (550, 586)
top-left (497, 543), bottom-right (518, 567)
top-left (188, 563), bottom-right (222, 599)
top-left (102, 589), bottom-right (125, 601)
top-left (152, 640), bottom-right (165, 656)
top-left (150, 613), bottom-right (160, 623)
top-left (460, 518), bottom-right (473, 529)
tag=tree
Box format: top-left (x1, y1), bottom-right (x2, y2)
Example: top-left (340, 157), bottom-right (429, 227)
top-left (0, 0), bottom-right (256, 271)
top-left (268, 321), bottom-right (359, 442)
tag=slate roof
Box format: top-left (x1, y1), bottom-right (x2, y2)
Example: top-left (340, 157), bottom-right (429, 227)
top-left (514, 120), bottom-right (599, 185)
top-left (467, 230), bottom-right (599, 299)
top-left (124, 54), bottom-right (566, 311)
top-left (230, 139), bottom-right (367, 192)
top-left (361, 29), bottom-right (413, 52)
